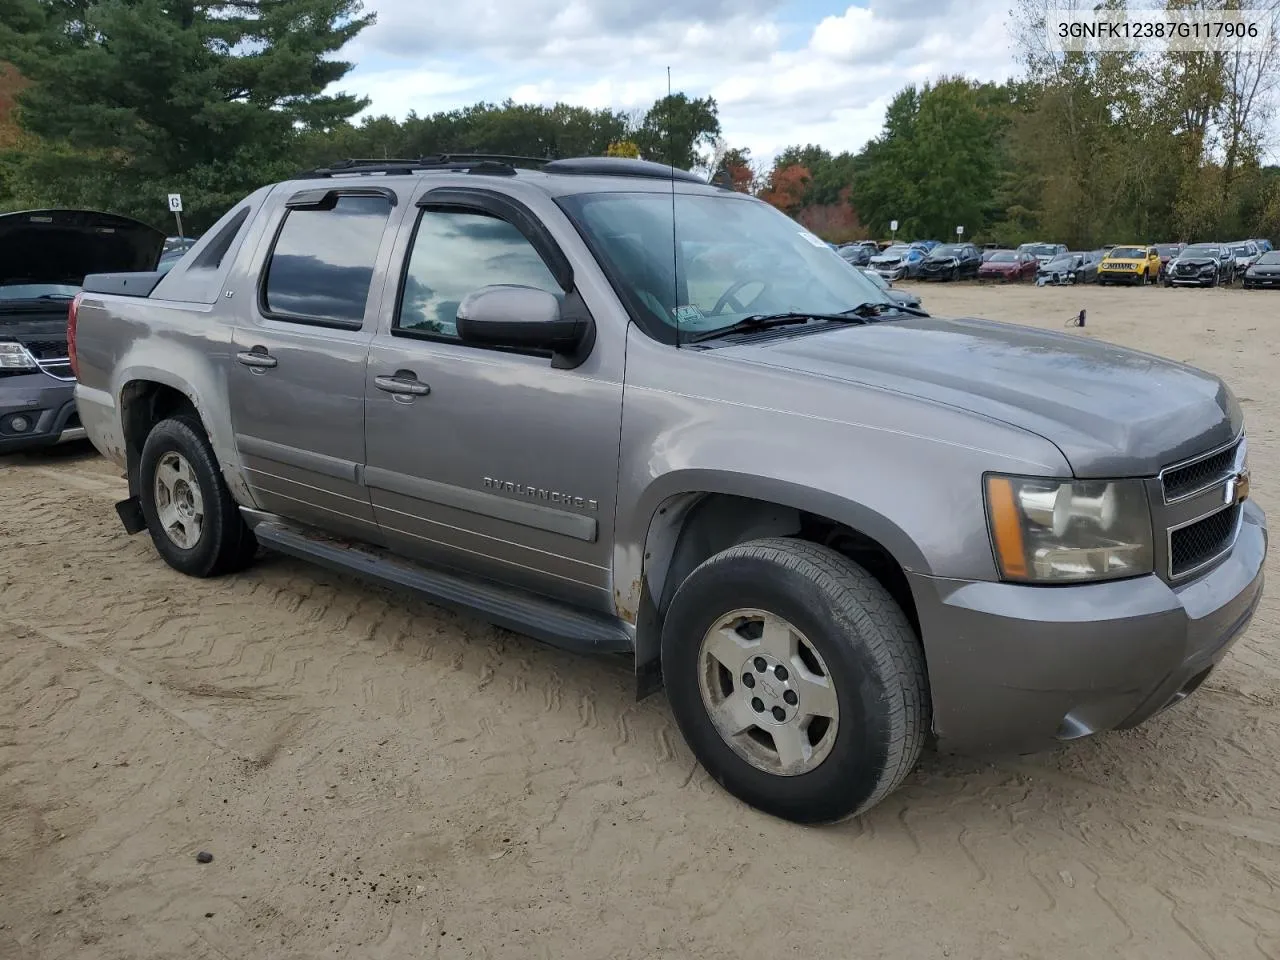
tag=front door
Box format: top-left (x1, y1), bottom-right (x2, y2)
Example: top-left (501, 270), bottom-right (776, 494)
top-left (363, 189), bottom-right (624, 612)
top-left (228, 188), bottom-right (402, 540)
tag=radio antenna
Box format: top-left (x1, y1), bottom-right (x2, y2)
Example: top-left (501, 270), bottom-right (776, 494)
top-left (667, 66), bottom-right (680, 348)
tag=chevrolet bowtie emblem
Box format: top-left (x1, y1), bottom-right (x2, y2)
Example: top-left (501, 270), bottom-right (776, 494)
top-left (1225, 469), bottom-right (1250, 505)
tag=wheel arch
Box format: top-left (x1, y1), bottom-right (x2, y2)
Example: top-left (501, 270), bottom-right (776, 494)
top-left (116, 373), bottom-right (239, 500)
top-left (630, 475), bottom-right (930, 698)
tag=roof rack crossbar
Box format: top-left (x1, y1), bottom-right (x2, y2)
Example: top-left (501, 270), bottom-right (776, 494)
top-left (298, 154), bottom-right (553, 179)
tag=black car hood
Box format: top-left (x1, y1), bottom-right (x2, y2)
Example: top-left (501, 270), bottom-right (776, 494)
top-left (0, 209), bottom-right (166, 288)
top-left (1174, 256), bottom-right (1219, 266)
top-left (719, 315), bottom-right (1240, 478)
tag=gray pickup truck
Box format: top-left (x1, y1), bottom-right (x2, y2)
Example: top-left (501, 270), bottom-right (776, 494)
top-left (72, 156), bottom-right (1266, 824)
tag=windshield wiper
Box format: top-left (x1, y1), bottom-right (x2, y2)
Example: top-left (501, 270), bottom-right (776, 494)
top-left (842, 300), bottom-right (929, 319)
top-left (684, 311), bottom-right (868, 344)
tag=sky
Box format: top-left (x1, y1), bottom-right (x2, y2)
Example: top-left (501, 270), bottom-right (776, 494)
top-left (338, 0), bottom-right (1020, 164)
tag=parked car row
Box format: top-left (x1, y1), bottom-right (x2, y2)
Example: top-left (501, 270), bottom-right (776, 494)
top-left (851, 235), bottom-right (1280, 290)
top-left (1163, 241), bottom-right (1278, 288)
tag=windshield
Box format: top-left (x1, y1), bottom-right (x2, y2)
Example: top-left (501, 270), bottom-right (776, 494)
top-left (1183, 244), bottom-right (1219, 255)
top-left (0, 282), bottom-right (80, 301)
top-left (1155, 245), bottom-right (1181, 256)
top-left (559, 191), bottom-right (891, 343)
top-left (1109, 246), bottom-right (1145, 259)
top-left (878, 244), bottom-right (911, 257)
top-left (931, 244), bottom-right (962, 257)
top-left (988, 251), bottom-right (1016, 262)
top-left (1256, 251), bottom-right (1280, 265)
top-left (1021, 244), bottom-right (1058, 257)
top-left (1233, 244), bottom-right (1253, 255)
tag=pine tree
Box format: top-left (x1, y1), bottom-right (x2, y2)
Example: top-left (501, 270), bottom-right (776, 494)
top-left (0, 0), bottom-right (373, 230)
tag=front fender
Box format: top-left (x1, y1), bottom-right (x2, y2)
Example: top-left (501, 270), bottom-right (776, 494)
top-left (612, 326), bottom-right (1073, 625)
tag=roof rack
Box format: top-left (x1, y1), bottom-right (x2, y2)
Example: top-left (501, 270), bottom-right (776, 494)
top-left (542, 157), bottom-right (707, 184)
top-left (299, 154), bottom-right (552, 178)
top-left (297, 154), bottom-right (710, 185)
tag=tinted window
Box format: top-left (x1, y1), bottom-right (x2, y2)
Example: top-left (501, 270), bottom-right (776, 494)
top-left (263, 195), bottom-right (391, 326)
top-left (397, 210), bottom-right (560, 339)
top-left (559, 192), bottom-right (889, 342)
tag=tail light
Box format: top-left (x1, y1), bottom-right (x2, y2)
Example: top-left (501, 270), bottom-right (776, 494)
top-left (67, 292), bottom-right (82, 379)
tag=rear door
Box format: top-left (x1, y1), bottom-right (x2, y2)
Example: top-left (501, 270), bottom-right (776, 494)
top-left (361, 186), bottom-right (624, 612)
top-left (228, 186), bottom-right (405, 541)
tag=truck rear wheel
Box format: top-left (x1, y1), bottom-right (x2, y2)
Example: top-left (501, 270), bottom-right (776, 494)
top-left (661, 538), bottom-right (929, 824)
top-left (138, 416), bottom-right (257, 577)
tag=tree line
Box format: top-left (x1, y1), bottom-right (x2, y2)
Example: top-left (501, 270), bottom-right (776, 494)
top-left (1, 0), bottom-right (1278, 248)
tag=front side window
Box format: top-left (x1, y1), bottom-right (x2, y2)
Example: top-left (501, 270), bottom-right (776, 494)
top-left (558, 191), bottom-right (889, 343)
top-left (262, 194), bottom-right (392, 326)
top-left (396, 209), bottom-right (560, 340)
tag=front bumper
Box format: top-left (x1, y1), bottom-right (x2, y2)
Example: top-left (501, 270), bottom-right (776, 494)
top-left (0, 373), bottom-right (82, 454)
top-left (1099, 269), bottom-right (1142, 284)
top-left (873, 265), bottom-right (907, 281)
top-left (910, 499), bottom-right (1267, 755)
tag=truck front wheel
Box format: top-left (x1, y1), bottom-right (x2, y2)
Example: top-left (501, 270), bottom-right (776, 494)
top-left (138, 416), bottom-right (257, 577)
top-left (661, 538), bottom-right (929, 824)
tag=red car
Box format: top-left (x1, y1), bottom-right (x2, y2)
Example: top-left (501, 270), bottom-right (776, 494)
top-left (1153, 242), bottom-right (1185, 281)
top-left (977, 249), bottom-right (1037, 282)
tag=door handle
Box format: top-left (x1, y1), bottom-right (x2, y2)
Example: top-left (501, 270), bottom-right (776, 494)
top-left (374, 371), bottom-right (431, 396)
top-left (236, 348), bottom-right (277, 369)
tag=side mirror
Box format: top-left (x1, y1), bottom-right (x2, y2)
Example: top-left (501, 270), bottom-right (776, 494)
top-left (455, 284), bottom-right (595, 369)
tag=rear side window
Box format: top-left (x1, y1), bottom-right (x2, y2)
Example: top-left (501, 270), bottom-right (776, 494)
top-left (191, 207), bottom-right (250, 271)
top-left (262, 195), bottom-right (392, 327)
top-left (395, 209), bottom-right (560, 340)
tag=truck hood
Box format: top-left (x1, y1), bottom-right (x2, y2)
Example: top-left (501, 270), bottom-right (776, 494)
top-left (0, 209), bottom-right (166, 288)
top-left (715, 316), bottom-right (1240, 478)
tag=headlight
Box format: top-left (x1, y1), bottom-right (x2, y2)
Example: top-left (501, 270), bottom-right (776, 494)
top-left (0, 341), bottom-right (38, 370)
top-left (984, 475), bottom-right (1153, 582)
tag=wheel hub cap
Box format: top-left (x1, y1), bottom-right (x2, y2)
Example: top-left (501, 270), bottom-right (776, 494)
top-left (697, 608), bottom-right (840, 777)
top-left (153, 451), bottom-right (205, 550)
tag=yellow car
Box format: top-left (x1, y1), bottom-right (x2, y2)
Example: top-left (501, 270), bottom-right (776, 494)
top-left (1097, 245), bottom-right (1163, 285)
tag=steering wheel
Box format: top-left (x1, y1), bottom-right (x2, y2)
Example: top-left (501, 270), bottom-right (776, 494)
top-left (710, 278), bottom-right (770, 316)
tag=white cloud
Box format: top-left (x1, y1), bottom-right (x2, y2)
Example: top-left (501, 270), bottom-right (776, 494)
top-left (340, 0), bottom-right (1019, 163)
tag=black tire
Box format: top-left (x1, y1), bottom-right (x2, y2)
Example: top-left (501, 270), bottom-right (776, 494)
top-left (661, 538), bottom-right (929, 824)
top-left (138, 416), bottom-right (257, 577)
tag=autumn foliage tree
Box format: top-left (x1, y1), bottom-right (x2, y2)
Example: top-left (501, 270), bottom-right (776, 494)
top-left (760, 164), bottom-right (811, 215)
top-left (605, 139), bottom-right (641, 159)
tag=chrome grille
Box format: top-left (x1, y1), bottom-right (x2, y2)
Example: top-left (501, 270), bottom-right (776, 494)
top-left (1161, 439), bottom-right (1242, 502)
top-left (1170, 503), bottom-right (1242, 578)
top-left (20, 338), bottom-right (68, 360)
top-left (37, 358), bottom-right (74, 381)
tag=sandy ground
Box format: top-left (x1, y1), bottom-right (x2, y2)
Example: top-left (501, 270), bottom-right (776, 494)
top-left (3, 282), bottom-right (1280, 960)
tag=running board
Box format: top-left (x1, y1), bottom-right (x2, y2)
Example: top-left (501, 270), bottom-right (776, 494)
top-left (249, 520), bottom-right (633, 656)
